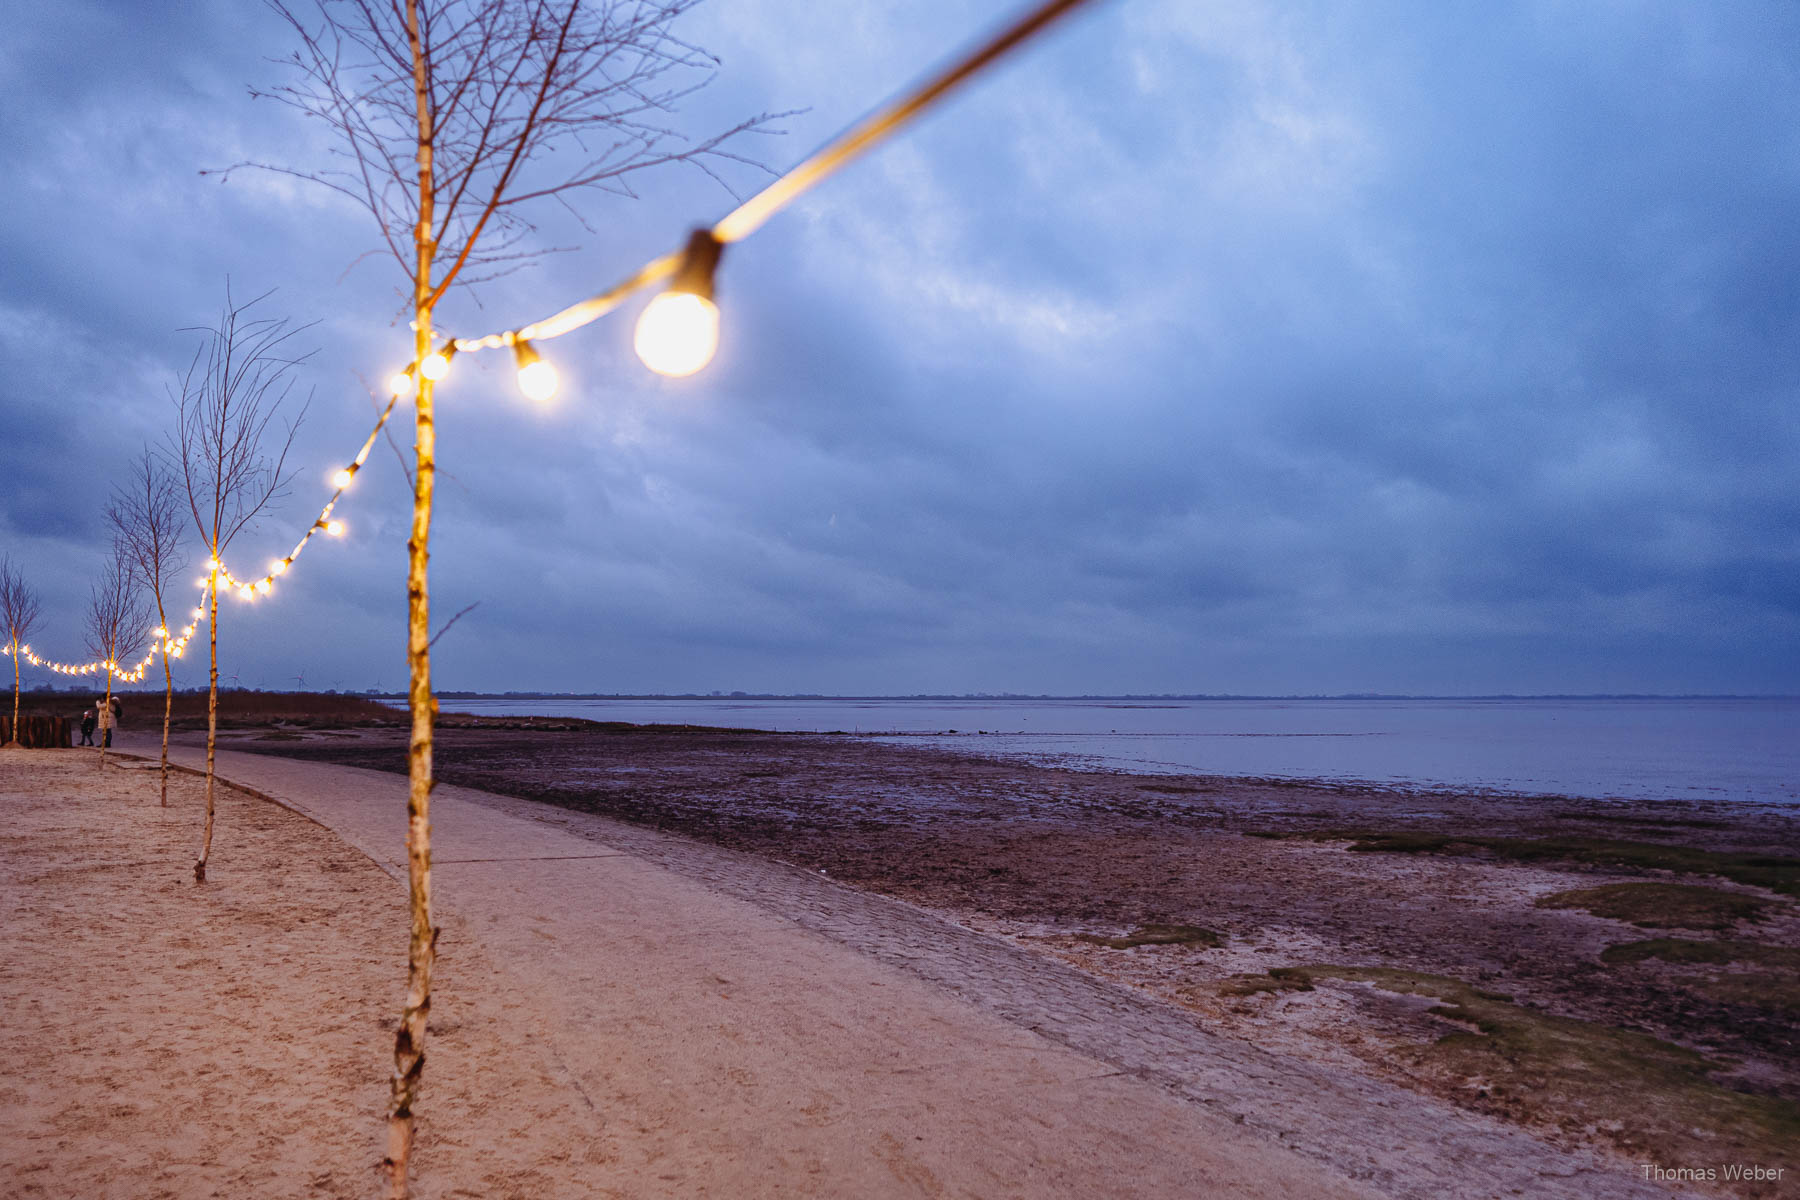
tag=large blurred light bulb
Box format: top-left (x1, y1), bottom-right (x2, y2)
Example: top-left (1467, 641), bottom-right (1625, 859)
top-left (635, 229), bottom-right (724, 378)
top-left (389, 370), bottom-right (416, 397)
top-left (635, 292), bottom-right (719, 377)
top-left (332, 466), bottom-right (356, 489)
top-left (512, 339), bottom-right (559, 403)
top-left (419, 350), bottom-right (451, 381)
top-left (325, 520), bottom-right (345, 537)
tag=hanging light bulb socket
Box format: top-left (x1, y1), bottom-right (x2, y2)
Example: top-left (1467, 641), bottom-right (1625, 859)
top-left (670, 228), bottom-right (723, 302)
top-left (635, 229), bottom-right (724, 378)
top-left (512, 338), bottom-right (560, 403)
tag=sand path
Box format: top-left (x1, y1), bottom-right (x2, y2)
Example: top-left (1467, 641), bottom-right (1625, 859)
top-left (59, 736), bottom-right (1678, 1198)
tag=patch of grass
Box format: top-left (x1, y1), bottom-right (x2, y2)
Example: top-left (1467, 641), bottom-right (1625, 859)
top-left (1073, 923), bottom-right (1223, 950)
top-left (1552, 810), bottom-right (1729, 831)
top-left (1600, 938), bottom-right (1800, 970)
top-left (1707, 973), bottom-right (1800, 1017)
top-left (1219, 971), bottom-right (1314, 997)
top-left (1275, 965), bottom-right (1800, 1181)
top-left (1336, 832), bottom-right (1800, 898)
top-left (1599, 939), bottom-right (1800, 1018)
top-left (1537, 882), bottom-right (1772, 930)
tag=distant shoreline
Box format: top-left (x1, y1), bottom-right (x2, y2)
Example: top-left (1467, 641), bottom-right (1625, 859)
top-left (19, 686), bottom-right (1800, 701)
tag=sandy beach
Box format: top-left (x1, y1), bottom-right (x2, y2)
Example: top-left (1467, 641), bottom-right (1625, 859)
top-left (4, 717), bottom-right (1795, 1197)
top-left (0, 747), bottom-right (629, 1197)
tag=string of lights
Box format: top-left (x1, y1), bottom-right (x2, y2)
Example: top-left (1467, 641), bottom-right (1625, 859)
top-left (6, 641), bottom-right (154, 684)
top-left (2, 381), bottom-right (404, 688)
top-left (3, 0), bottom-right (1094, 695)
top-left (446, 0), bottom-right (1102, 389)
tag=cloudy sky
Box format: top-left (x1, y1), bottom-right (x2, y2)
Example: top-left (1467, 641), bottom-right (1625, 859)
top-left (2, 0), bottom-right (1797, 695)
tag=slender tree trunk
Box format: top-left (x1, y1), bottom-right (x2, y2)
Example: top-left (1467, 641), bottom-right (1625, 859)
top-left (196, 572), bottom-right (218, 881)
top-left (157, 597), bottom-right (172, 807)
top-left (99, 666), bottom-right (114, 770)
top-left (387, 4), bottom-right (437, 1191)
top-left (9, 650), bottom-right (20, 748)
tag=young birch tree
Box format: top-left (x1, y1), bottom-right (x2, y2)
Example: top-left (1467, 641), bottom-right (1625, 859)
top-left (108, 449), bottom-right (189, 805)
top-left (170, 288), bottom-right (310, 880)
top-left (238, 4), bottom-right (780, 1188)
top-left (85, 542), bottom-right (152, 771)
top-left (0, 555), bottom-right (42, 747)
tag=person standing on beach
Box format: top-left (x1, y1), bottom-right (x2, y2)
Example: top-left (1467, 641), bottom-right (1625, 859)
top-left (94, 697), bottom-right (113, 749)
top-left (79, 707), bottom-right (95, 745)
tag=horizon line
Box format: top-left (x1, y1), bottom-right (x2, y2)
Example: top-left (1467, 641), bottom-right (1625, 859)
top-left (24, 685), bottom-right (1799, 701)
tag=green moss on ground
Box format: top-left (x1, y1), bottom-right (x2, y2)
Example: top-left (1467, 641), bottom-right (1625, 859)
top-left (1600, 938), bottom-right (1800, 970)
top-left (1537, 882), bottom-right (1772, 930)
top-left (1254, 965), bottom-right (1800, 1187)
top-left (1600, 939), bottom-right (1800, 1018)
top-left (1707, 973), bottom-right (1800, 1018)
top-left (1333, 832), bottom-right (1800, 897)
top-left (1219, 971), bottom-right (1314, 997)
top-left (1073, 923), bottom-right (1223, 950)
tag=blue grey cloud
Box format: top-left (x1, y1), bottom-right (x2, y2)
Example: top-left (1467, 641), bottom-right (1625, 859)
top-left (1, 0), bottom-right (1796, 695)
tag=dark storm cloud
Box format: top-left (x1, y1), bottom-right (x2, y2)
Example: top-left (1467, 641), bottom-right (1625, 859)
top-left (1, 0), bottom-right (1796, 694)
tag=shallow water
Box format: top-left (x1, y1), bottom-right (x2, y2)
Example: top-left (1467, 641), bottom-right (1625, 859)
top-left (435, 696), bottom-right (1799, 806)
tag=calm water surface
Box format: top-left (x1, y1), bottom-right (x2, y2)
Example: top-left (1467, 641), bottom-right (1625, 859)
top-left (435, 697), bottom-right (1799, 806)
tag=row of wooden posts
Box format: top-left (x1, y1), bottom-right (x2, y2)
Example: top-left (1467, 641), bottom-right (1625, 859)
top-left (1, 716), bottom-right (72, 748)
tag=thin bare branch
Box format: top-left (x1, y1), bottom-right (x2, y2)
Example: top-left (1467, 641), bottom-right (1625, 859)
top-left (426, 601), bottom-right (479, 648)
top-left (248, 0), bottom-right (786, 292)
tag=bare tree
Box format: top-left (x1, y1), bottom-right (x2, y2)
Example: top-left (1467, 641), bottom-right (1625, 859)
top-left (1, 555), bottom-right (42, 747)
top-left (108, 449), bottom-right (189, 805)
top-left (85, 542), bottom-right (152, 771)
top-left (169, 287), bottom-right (310, 880)
top-left (238, 4), bottom-right (781, 1188)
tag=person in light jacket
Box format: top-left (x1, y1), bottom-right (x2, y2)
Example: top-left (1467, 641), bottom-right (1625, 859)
top-left (94, 696), bottom-right (116, 748)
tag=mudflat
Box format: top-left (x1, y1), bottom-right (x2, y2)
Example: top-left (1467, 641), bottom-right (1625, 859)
top-left (213, 720), bottom-right (1800, 1195)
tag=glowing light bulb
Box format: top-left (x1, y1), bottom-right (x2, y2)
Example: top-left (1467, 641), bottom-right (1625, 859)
top-left (206, 557), bottom-right (219, 573)
top-left (519, 358), bottom-right (559, 401)
top-left (510, 339), bottom-right (559, 403)
top-left (634, 292), bottom-right (720, 377)
top-left (239, 585), bottom-right (254, 600)
top-left (271, 559), bottom-right (288, 576)
top-left (420, 351), bottom-right (451, 381)
top-left (332, 467), bottom-right (356, 489)
top-left (389, 371), bottom-right (416, 397)
top-left (325, 520), bottom-right (345, 537)
top-left (635, 229), bottom-right (723, 377)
